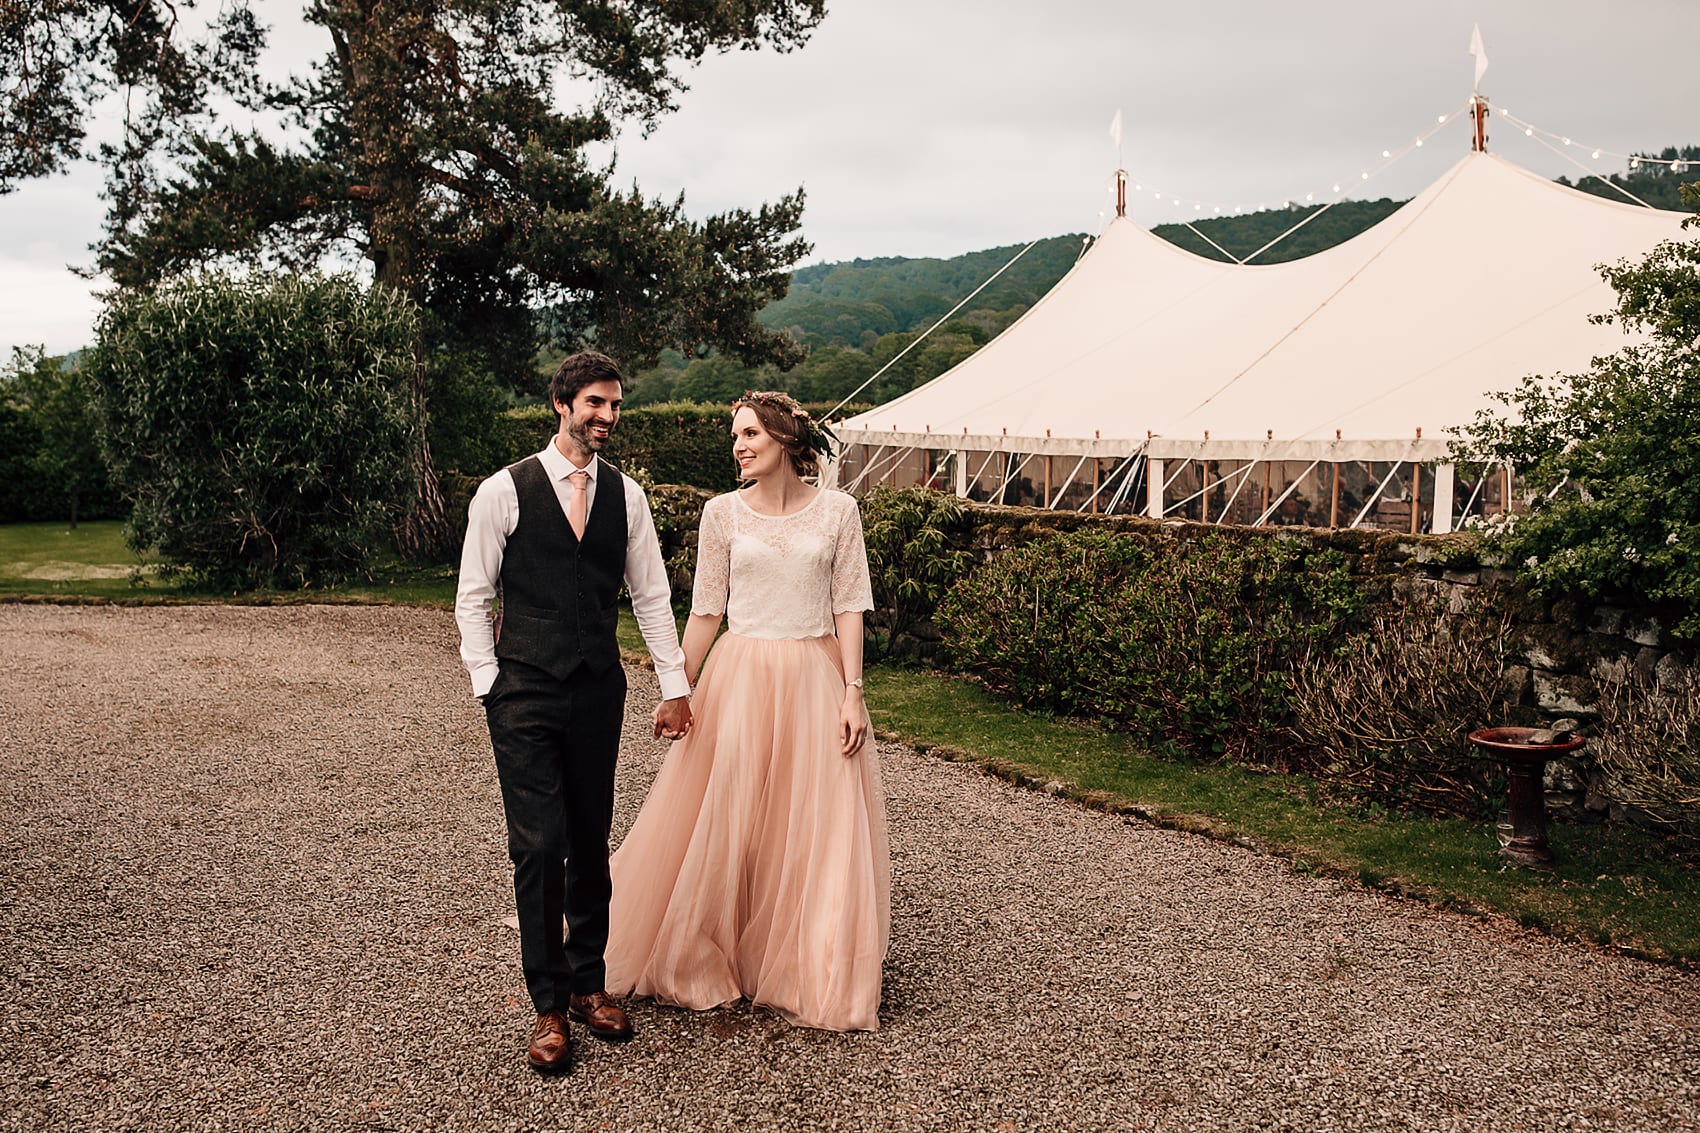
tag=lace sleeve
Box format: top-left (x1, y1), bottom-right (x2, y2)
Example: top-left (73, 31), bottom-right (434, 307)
top-left (831, 494), bottom-right (874, 614)
top-left (690, 497), bottom-right (731, 616)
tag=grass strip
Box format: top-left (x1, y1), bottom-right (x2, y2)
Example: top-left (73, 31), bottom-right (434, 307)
top-left (861, 665), bottom-right (1700, 967)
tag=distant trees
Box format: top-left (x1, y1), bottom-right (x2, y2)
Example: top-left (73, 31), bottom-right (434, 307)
top-left (0, 347), bottom-right (112, 526)
top-left (1556, 150), bottom-right (1700, 212)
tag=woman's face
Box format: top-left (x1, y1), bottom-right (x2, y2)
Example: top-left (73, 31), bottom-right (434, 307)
top-left (731, 406), bottom-right (787, 481)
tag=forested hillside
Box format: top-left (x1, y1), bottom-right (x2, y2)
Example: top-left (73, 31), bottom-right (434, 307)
top-left (622, 154), bottom-right (1696, 409)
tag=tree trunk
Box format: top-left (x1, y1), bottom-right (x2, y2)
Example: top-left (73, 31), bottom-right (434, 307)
top-left (393, 354), bottom-right (453, 563)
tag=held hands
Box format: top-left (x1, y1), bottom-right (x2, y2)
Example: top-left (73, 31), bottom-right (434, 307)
top-left (840, 683), bottom-right (868, 757)
top-left (653, 696), bottom-right (692, 741)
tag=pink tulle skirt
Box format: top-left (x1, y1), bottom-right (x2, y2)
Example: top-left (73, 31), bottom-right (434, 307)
top-left (605, 632), bottom-right (890, 1031)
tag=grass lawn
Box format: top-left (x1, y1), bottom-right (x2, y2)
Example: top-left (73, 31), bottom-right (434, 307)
top-left (10, 519), bottom-right (1697, 965)
top-left (0, 521), bottom-right (458, 606)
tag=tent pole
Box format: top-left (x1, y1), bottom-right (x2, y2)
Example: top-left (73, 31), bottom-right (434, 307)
top-left (1092, 460), bottom-right (1101, 514)
top-left (1502, 462), bottom-right (1514, 516)
top-left (1431, 463), bottom-right (1456, 534)
top-left (1049, 454), bottom-right (1091, 509)
top-left (1329, 463), bottom-right (1341, 528)
top-left (1147, 458), bottom-right (1164, 518)
top-left (1261, 460), bottom-right (1272, 523)
top-left (1350, 461), bottom-right (1407, 528)
top-left (1044, 455), bottom-right (1052, 504)
top-left (953, 449), bottom-right (968, 498)
top-left (1410, 462), bottom-right (1422, 534)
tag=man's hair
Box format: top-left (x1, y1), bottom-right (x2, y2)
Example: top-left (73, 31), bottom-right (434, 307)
top-left (550, 351), bottom-right (623, 410)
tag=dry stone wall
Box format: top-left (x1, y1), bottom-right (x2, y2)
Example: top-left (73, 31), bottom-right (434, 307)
top-left (649, 486), bottom-right (1689, 827)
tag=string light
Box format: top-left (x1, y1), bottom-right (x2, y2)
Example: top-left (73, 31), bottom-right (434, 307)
top-left (1105, 96), bottom-right (1691, 225)
top-left (1496, 106), bottom-right (1698, 173)
top-left (1112, 100), bottom-right (1466, 220)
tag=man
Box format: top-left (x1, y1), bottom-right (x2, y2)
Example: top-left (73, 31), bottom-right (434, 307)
top-left (454, 350), bottom-right (692, 1075)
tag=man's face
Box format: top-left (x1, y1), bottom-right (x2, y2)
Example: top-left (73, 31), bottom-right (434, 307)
top-left (554, 379), bottom-right (622, 460)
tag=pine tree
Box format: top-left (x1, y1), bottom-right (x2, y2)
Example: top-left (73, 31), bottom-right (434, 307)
top-left (2, 0), bottom-right (822, 558)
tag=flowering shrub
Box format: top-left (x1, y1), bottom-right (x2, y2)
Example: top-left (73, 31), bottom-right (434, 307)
top-left (1455, 212), bottom-right (1700, 634)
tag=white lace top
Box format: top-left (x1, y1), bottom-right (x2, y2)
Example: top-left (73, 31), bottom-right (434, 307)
top-left (690, 488), bottom-right (874, 639)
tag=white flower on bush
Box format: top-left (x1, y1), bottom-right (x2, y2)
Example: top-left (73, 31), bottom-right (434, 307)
top-left (1525, 555), bottom-right (1540, 569)
top-left (1623, 546), bottom-right (1642, 563)
top-left (1669, 532), bottom-right (1681, 546)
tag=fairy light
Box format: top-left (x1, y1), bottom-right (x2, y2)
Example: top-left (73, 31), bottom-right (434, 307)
top-left (1114, 100), bottom-right (1467, 221)
top-left (1496, 106), bottom-right (1698, 173)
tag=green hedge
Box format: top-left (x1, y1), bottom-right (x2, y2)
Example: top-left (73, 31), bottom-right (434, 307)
top-left (487, 401), bottom-right (867, 491)
top-left (937, 527), bottom-right (1365, 763)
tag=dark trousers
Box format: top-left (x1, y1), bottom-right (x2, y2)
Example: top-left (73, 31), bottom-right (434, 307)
top-left (483, 658), bottom-right (627, 1013)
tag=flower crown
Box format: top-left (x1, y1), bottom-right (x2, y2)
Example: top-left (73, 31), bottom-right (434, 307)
top-left (733, 390), bottom-right (839, 463)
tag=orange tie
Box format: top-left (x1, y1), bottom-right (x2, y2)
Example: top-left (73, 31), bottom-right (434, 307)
top-left (567, 469), bottom-right (589, 540)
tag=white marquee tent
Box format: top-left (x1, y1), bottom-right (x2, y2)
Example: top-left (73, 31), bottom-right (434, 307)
top-left (829, 146), bottom-right (1691, 531)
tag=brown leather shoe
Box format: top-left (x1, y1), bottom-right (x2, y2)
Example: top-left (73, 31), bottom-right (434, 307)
top-left (527, 1011), bottom-right (573, 1074)
top-left (567, 991), bottom-right (634, 1042)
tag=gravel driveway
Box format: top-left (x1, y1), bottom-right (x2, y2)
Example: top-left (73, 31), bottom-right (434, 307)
top-left (2, 604), bottom-right (1696, 1132)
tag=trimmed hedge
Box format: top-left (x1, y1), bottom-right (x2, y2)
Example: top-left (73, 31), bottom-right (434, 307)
top-left (487, 401), bottom-right (866, 491)
top-left (936, 527), bottom-right (1365, 764)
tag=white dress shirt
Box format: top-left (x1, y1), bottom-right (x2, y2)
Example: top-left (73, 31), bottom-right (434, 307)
top-left (454, 441), bottom-right (690, 701)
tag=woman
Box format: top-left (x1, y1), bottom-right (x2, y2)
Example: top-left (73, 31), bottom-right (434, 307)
top-left (604, 391), bottom-right (890, 1032)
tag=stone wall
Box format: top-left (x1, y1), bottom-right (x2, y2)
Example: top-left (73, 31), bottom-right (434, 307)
top-left (650, 486), bottom-right (1691, 828)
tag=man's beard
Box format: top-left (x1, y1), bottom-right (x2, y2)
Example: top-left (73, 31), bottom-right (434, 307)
top-left (566, 414), bottom-right (610, 452)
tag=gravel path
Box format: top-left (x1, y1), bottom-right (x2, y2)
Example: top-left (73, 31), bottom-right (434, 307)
top-left (2, 604), bottom-right (1697, 1133)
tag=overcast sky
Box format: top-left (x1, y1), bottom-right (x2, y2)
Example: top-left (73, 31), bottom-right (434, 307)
top-left (3, 0), bottom-right (1696, 358)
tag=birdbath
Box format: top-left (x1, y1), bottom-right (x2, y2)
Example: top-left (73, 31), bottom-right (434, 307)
top-left (1467, 726), bottom-right (1587, 867)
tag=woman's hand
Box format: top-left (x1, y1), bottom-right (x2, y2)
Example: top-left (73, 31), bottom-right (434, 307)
top-left (839, 683), bottom-right (867, 757)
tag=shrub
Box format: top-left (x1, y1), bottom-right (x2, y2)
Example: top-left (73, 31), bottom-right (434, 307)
top-left (83, 272), bottom-right (423, 589)
top-left (0, 347), bottom-right (121, 525)
top-left (937, 528), bottom-right (1363, 761)
top-left (1593, 664), bottom-right (1700, 834)
top-left (858, 486), bottom-right (974, 658)
top-left (1455, 216), bottom-right (1700, 635)
top-left (1286, 589), bottom-right (1517, 816)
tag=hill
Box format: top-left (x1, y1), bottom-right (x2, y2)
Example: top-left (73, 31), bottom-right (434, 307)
top-left (624, 157), bottom-right (1697, 409)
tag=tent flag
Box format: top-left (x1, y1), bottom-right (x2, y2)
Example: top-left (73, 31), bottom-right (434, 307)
top-left (1469, 24), bottom-right (1490, 91)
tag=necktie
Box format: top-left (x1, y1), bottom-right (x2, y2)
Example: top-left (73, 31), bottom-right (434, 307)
top-left (567, 469), bottom-right (589, 540)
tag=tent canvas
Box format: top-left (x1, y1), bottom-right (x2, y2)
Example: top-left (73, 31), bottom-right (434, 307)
top-left (832, 151), bottom-right (1690, 527)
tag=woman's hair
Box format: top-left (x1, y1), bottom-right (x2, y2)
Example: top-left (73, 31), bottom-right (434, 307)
top-left (732, 390), bottom-right (836, 480)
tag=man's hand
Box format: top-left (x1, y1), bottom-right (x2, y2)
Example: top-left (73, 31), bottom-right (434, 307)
top-left (653, 696), bottom-right (692, 741)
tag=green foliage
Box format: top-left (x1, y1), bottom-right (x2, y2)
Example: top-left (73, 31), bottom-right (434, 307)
top-left (857, 486), bottom-right (974, 657)
top-left (0, 347), bottom-right (118, 525)
top-left (1556, 148), bottom-right (1700, 212)
top-left (937, 529), bottom-right (1364, 761)
top-left (24, 0), bottom-right (823, 376)
top-left (487, 400), bottom-right (867, 489)
top-left (421, 343), bottom-right (512, 477)
top-left (82, 272), bottom-right (423, 589)
top-left (1153, 198), bottom-right (1406, 264)
top-left (1286, 589), bottom-right (1517, 817)
top-left (1454, 217), bottom-right (1700, 634)
top-left (761, 236), bottom-right (1085, 348)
